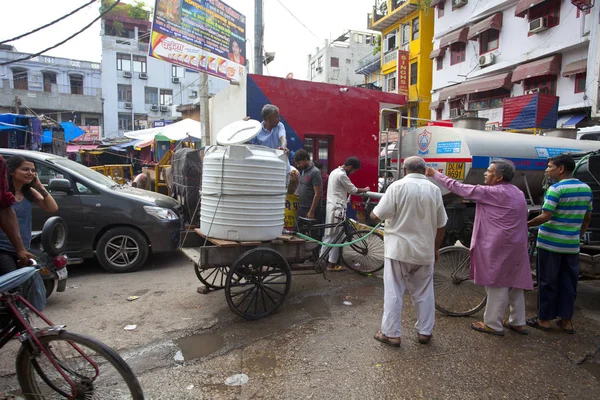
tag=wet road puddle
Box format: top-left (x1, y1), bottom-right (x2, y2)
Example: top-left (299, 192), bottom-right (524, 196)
top-left (293, 294), bottom-right (366, 317)
top-left (175, 332), bottom-right (225, 361)
top-left (581, 361), bottom-right (600, 381)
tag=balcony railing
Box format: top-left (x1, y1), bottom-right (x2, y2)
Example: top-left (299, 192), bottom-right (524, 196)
top-left (367, 0), bottom-right (418, 31)
top-left (9, 81), bottom-right (100, 96)
top-left (357, 52), bottom-right (381, 69)
top-left (357, 82), bottom-right (382, 91)
top-left (383, 49), bottom-right (398, 65)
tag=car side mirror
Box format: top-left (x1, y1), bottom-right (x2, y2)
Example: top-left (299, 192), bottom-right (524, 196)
top-left (48, 178), bottom-right (73, 194)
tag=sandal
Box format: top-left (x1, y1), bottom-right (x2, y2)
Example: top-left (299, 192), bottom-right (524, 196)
top-left (327, 265), bottom-right (346, 272)
top-left (526, 317), bottom-right (552, 332)
top-left (556, 319), bottom-right (575, 334)
top-left (417, 334), bottom-right (432, 344)
top-left (502, 319), bottom-right (529, 335)
top-left (374, 331), bottom-right (401, 347)
top-left (471, 321), bottom-right (504, 336)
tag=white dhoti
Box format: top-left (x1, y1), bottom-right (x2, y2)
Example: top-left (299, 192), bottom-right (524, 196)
top-left (483, 287), bottom-right (526, 332)
top-left (319, 203), bottom-right (345, 264)
top-left (381, 258), bottom-right (435, 338)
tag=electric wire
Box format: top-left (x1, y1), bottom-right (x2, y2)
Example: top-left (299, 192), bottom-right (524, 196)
top-left (0, 0), bottom-right (122, 66)
top-left (0, 0), bottom-right (96, 46)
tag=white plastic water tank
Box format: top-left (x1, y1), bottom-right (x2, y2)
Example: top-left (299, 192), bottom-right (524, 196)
top-left (200, 145), bottom-right (288, 241)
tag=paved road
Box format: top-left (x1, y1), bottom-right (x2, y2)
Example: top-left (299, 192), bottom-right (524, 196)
top-left (1, 252), bottom-right (599, 399)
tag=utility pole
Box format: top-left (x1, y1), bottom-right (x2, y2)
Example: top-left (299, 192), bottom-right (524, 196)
top-left (254, 0), bottom-right (263, 74)
top-left (199, 73), bottom-right (210, 146)
top-left (14, 96), bottom-right (21, 114)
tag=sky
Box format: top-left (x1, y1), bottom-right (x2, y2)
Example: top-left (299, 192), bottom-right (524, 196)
top-left (1, 0), bottom-right (373, 80)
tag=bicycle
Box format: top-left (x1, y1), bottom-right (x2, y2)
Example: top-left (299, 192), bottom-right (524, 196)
top-left (433, 229), bottom-right (539, 317)
top-left (0, 267), bottom-right (144, 399)
top-left (296, 208), bottom-right (385, 275)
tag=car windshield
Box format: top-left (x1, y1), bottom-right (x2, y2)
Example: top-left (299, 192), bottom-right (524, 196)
top-left (52, 158), bottom-right (119, 188)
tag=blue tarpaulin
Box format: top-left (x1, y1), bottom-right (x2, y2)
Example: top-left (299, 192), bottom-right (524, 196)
top-left (0, 114), bottom-right (30, 131)
top-left (41, 122), bottom-right (85, 144)
top-left (109, 139), bottom-right (141, 152)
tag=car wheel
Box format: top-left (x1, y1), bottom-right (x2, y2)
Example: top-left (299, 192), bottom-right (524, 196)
top-left (96, 227), bottom-right (149, 273)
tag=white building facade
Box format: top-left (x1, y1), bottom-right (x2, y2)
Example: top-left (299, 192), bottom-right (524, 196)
top-left (0, 46), bottom-right (102, 127)
top-left (429, 0), bottom-right (598, 129)
top-left (101, 14), bottom-right (228, 138)
top-left (307, 30), bottom-right (379, 86)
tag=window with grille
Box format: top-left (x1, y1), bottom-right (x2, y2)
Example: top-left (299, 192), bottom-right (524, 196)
top-left (160, 89), bottom-right (173, 105)
top-left (450, 42), bottom-right (466, 65)
top-left (116, 53), bottom-right (131, 71)
top-left (529, 0), bottom-right (561, 29)
top-left (468, 89), bottom-right (510, 111)
top-left (480, 30), bottom-right (499, 54)
top-left (133, 56), bottom-right (147, 73)
top-left (412, 18), bottom-right (419, 41)
top-left (410, 62), bottom-right (418, 85)
top-left (118, 84), bottom-right (132, 102)
top-left (144, 87), bottom-right (158, 104)
top-left (70, 75), bottom-right (84, 95)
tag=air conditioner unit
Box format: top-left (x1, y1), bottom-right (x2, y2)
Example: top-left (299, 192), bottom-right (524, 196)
top-left (529, 17), bottom-right (548, 34)
top-left (160, 105), bottom-right (168, 112)
top-left (172, 77), bottom-right (180, 83)
top-left (139, 72), bottom-right (147, 79)
top-left (452, 0), bottom-right (468, 8)
top-left (123, 71), bottom-right (132, 78)
top-left (150, 104), bottom-right (159, 112)
top-left (316, 66), bottom-right (323, 73)
top-left (525, 87), bottom-right (549, 95)
top-left (449, 108), bottom-right (462, 118)
top-left (124, 102), bottom-right (133, 109)
top-left (478, 53), bottom-right (495, 67)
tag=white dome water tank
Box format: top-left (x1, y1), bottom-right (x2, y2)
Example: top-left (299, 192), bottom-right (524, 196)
top-left (200, 145), bottom-right (288, 241)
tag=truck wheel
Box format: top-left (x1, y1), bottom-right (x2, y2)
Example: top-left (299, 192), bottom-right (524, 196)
top-left (96, 227), bottom-right (149, 273)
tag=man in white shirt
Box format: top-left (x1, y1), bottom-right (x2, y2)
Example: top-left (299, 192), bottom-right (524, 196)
top-left (370, 156), bottom-right (447, 346)
top-left (320, 157), bottom-right (370, 272)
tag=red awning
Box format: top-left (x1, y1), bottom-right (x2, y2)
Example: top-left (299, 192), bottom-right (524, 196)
top-left (562, 59), bottom-right (587, 77)
top-left (468, 13), bottom-right (503, 40)
top-left (515, 0), bottom-right (546, 18)
top-left (66, 144), bottom-right (99, 153)
top-left (438, 72), bottom-right (513, 100)
top-left (439, 27), bottom-right (469, 48)
top-left (512, 54), bottom-right (562, 83)
top-left (429, 101), bottom-right (442, 110)
top-left (429, 48), bottom-right (446, 59)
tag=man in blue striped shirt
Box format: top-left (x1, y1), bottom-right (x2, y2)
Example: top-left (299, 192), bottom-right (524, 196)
top-left (527, 154), bottom-right (592, 333)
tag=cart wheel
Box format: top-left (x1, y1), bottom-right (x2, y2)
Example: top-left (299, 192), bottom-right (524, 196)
top-left (434, 246), bottom-right (487, 317)
top-left (225, 248), bottom-right (291, 320)
top-left (341, 230), bottom-right (385, 275)
top-left (194, 264), bottom-right (230, 290)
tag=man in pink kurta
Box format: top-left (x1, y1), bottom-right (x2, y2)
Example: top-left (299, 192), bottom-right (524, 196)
top-left (426, 159), bottom-right (533, 336)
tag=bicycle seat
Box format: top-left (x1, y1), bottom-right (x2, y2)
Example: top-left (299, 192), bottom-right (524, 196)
top-left (297, 217), bottom-right (317, 225)
top-left (0, 267), bottom-right (37, 293)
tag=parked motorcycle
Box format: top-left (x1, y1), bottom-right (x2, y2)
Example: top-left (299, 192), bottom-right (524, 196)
top-left (29, 216), bottom-right (69, 298)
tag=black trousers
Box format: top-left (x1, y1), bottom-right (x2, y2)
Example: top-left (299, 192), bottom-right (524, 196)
top-left (0, 250), bottom-right (18, 276)
top-left (536, 248), bottom-right (579, 320)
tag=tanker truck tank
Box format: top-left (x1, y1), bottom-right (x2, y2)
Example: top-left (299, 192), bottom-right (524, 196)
top-left (399, 126), bottom-right (600, 205)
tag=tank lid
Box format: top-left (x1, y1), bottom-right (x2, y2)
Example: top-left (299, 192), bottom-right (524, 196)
top-left (216, 119), bottom-right (262, 145)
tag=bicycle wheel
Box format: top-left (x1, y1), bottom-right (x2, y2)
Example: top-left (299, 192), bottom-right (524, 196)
top-left (195, 264), bottom-right (230, 289)
top-left (341, 230), bottom-right (385, 275)
top-left (16, 330), bottom-right (144, 400)
top-left (434, 246), bottom-right (487, 317)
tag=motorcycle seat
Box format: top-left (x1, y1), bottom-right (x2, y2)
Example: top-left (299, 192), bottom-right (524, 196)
top-left (0, 267), bottom-right (38, 293)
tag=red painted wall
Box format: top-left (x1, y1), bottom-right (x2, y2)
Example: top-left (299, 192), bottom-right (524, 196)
top-left (248, 74), bottom-right (406, 192)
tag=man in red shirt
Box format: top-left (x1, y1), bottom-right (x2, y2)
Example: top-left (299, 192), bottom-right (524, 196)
top-left (0, 154), bottom-right (33, 270)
